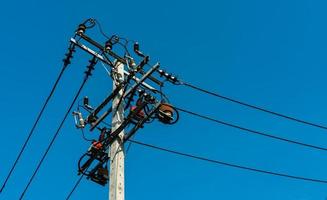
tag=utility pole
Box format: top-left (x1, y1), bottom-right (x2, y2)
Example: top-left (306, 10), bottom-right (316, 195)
top-left (69, 20), bottom-right (180, 199)
top-left (109, 61), bottom-right (125, 200)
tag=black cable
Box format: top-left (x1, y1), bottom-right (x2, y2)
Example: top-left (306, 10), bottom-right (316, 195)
top-left (82, 18), bottom-right (96, 29)
top-left (181, 82), bottom-right (327, 131)
top-left (125, 132), bottom-right (137, 155)
top-left (93, 20), bottom-right (131, 56)
top-left (19, 79), bottom-right (87, 199)
top-left (175, 106), bottom-right (327, 152)
top-left (80, 128), bottom-right (94, 142)
top-left (66, 149), bottom-right (107, 200)
top-left (0, 44), bottom-right (76, 193)
top-left (125, 141), bottom-right (133, 155)
top-left (66, 152), bottom-right (93, 200)
top-left (94, 19), bottom-right (110, 40)
top-left (18, 58), bottom-right (96, 199)
top-left (65, 174), bottom-right (85, 200)
top-left (129, 139), bottom-right (327, 184)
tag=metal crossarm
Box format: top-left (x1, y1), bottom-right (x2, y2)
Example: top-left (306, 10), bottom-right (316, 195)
top-left (124, 103), bottom-right (160, 142)
top-left (70, 38), bottom-right (156, 91)
top-left (90, 63), bottom-right (160, 131)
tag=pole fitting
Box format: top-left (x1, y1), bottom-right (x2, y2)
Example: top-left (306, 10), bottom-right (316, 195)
top-left (158, 69), bottom-right (180, 84)
top-left (76, 18), bottom-right (96, 35)
top-left (104, 35), bottom-right (119, 51)
top-left (133, 42), bottom-right (145, 57)
top-left (76, 24), bottom-right (87, 35)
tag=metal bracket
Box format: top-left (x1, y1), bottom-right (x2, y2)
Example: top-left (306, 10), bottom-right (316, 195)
top-left (70, 38), bottom-right (157, 91)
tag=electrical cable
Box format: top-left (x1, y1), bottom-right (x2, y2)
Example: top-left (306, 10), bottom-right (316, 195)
top-left (125, 141), bottom-right (133, 155)
top-left (174, 106), bottom-right (327, 152)
top-left (77, 153), bottom-right (93, 177)
top-left (92, 19), bottom-right (135, 50)
top-left (65, 152), bottom-right (93, 200)
top-left (65, 174), bottom-right (85, 200)
top-left (80, 128), bottom-right (94, 142)
top-left (115, 41), bottom-right (132, 57)
top-left (0, 44), bottom-right (76, 193)
top-left (64, 128), bottom-right (327, 199)
top-left (93, 19), bottom-right (110, 40)
top-left (18, 58), bottom-right (96, 199)
top-left (129, 139), bottom-right (327, 184)
top-left (81, 18), bottom-right (96, 29)
top-left (125, 126), bottom-right (138, 156)
top-left (180, 82), bottom-right (327, 131)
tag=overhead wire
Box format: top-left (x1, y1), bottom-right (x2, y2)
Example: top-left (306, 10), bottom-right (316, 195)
top-left (42, 21), bottom-right (327, 200)
top-left (79, 23), bottom-right (327, 166)
top-left (93, 19), bottom-right (110, 40)
top-left (65, 153), bottom-right (93, 200)
top-left (174, 106), bottom-right (327, 152)
top-left (125, 132), bottom-right (137, 156)
top-left (63, 129), bottom-right (327, 199)
top-left (179, 81), bottom-right (327, 131)
top-left (14, 19), bottom-right (134, 199)
top-left (129, 139), bottom-right (327, 184)
top-left (32, 19), bottom-right (327, 197)
top-left (0, 43), bottom-right (76, 193)
top-left (18, 57), bottom-right (97, 199)
top-left (90, 18), bottom-right (321, 135)
top-left (80, 128), bottom-right (94, 142)
top-left (65, 173), bottom-right (85, 200)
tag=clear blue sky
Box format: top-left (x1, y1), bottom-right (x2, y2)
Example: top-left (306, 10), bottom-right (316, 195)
top-left (1, 0), bottom-right (327, 199)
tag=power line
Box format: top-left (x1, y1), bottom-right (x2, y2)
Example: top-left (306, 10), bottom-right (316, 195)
top-left (129, 139), bottom-right (327, 184)
top-left (65, 141), bottom-right (94, 200)
top-left (62, 108), bottom-right (327, 199)
top-left (65, 174), bottom-right (85, 200)
top-left (174, 106), bottom-right (327, 152)
top-left (180, 82), bottom-right (327, 131)
top-left (18, 58), bottom-right (96, 199)
top-left (19, 78), bottom-right (87, 199)
top-left (0, 44), bottom-right (75, 193)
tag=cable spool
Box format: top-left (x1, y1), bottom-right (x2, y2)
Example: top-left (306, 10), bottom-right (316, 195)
top-left (157, 103), bottom-right (179, 124)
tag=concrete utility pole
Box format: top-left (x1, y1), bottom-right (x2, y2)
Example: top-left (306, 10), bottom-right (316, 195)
top-left (109, 62), bottom-right (125, 200)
